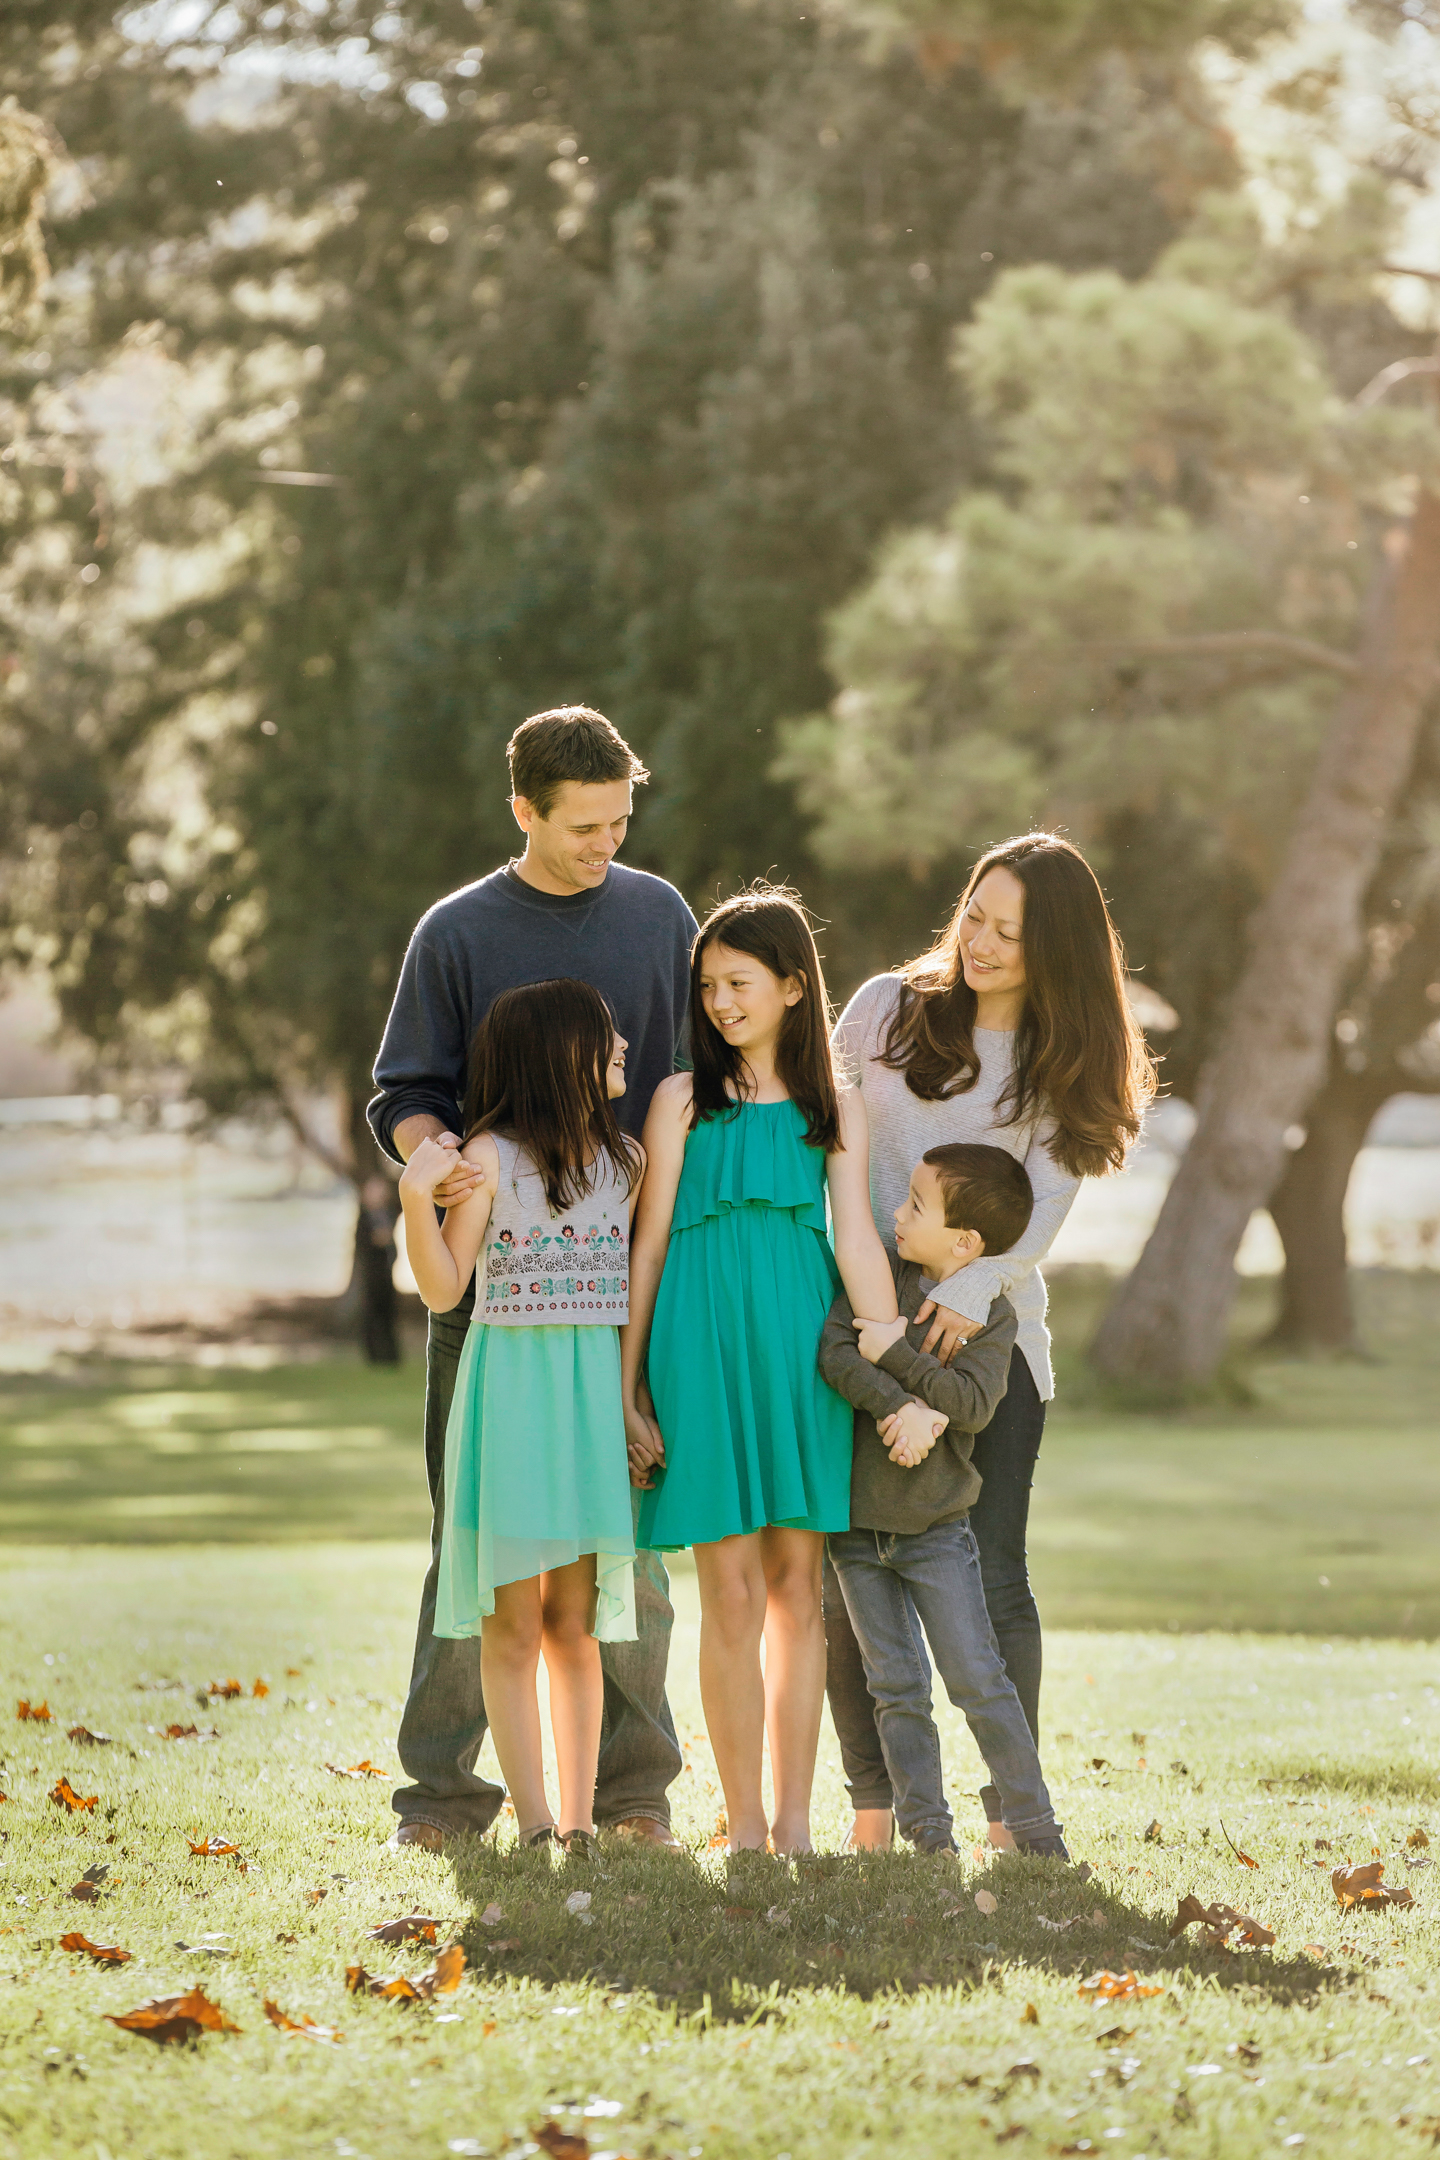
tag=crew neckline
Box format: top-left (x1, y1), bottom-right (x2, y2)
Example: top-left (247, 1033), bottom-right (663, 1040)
top-left (502, 862), bottom-right (612, 908)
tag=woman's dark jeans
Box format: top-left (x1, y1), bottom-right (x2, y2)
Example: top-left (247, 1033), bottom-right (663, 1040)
top-left (823, 1347), bottom-right (1046, 1820)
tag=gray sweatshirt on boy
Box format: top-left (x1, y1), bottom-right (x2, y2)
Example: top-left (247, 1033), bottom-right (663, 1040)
top-left (818, 1254), bottom-right (1016, 1536)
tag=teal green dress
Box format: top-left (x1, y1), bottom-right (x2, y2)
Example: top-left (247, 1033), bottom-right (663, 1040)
top-left (638, 1099), bottom-right (852, 1550)
top-left (434, 1136), bottom-right (637, 1643)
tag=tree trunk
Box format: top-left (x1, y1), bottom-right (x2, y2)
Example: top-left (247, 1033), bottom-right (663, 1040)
top-left (1263, 1068), bottom-right (1392, 1353)
top-left (1092, 487), bottom-right (1440, 1390)
top-left (340, 1088), bottom-right (402, 1366)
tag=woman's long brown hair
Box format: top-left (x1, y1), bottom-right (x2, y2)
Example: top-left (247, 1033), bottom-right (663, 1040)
top-left (690, 886), bottom-right (842, 1151)
top-left (879, 833), bottom-right (1156, 1177)
top-left (461, 978), bottom-right (641, 1212)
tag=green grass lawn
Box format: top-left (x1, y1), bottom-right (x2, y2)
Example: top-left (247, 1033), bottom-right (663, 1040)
top-left (0, 1546), bottom-right (1437, 2160)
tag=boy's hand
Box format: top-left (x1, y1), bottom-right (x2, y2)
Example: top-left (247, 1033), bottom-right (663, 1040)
top-left (853, 1313), bottom-right (910, 1363)
top-left (399, 1134), bottom-right (465, 1201)
top-left (624, 1401), bottom-right (666, 1490)
top-left (877, 1399), bottom-right (947, 1468)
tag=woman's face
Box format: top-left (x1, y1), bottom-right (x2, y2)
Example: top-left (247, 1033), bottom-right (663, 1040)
top-left (959, 867), bottom-right (1028, 1002)
top-left (605, 1029), bottom-right (629, 1100)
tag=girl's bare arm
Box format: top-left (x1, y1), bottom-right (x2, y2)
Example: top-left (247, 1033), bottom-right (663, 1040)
top-left (827, 1088), bottom-right (900, 1324)
top-left (619, 1077), bottom-right (690, 1482)
top-left (398, 1134), bottom-right (498, 1312)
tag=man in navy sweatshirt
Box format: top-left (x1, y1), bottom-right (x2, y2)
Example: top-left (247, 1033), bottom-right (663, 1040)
top-left (368, 705), bottom-right (697, 1851)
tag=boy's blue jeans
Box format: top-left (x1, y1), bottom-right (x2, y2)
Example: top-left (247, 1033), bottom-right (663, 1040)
top-left (392, 1302), bottom-right (682, 1838)
top-left (826, 1518), bottom-right (1060, 1850)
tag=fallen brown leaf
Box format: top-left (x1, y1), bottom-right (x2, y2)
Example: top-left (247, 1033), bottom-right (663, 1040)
top-left (367, 1913), bottom-right (442, 1945)
top-left (345, 1943), bottom-right (464, 2003)
top-left (707, 1807), bottom-right (729, 1851)
top-left (105, 1987), bottom-right (241, 2044)
top-left (207, 1679), bottom-right (243, 1700)
top-left (1408, 1829), bottom-right (1430, 1851)
top-left (1091, 1757), bottom-right (1110, 1771)
top-left (1143, 1819), bottom-right (1162, 1843)
top-left (307, 1887), bottom-right (328, 1906)
top-left (263, 1999), bottom-right (343, 2044)
top-left (60, 1931), bottom-right (130, 1964)
top-left (1314, 1837), bottom-right (1333, 1851)
top-left (17, 1699), bottom-right (51, 1722)
top-left (157, 1723), bottom-right (219, 1742)
top-left (66, 1725), bottom-right (112, 1747)
top-left (1168, 1895), bottom-right (1275, 1948)
top-left (275, 1931), bottom-right (299, 1944)
top-left (325, 1761), bottom-right (387, 1780)
top-left (1095, 2025), bottom-right (1135, 2044)
top-left (1332, 1861), bottom-right (1415, 1912)
top-left (285, 1666), bottom-right (302, 1676)
top-left (67, 1865), bottom-right (109, 1902)
top-left (1077, 1969), bottom-right (1164, 2003)
top-left (50, 1778), bottom-right (98, 1814)
top-left (187, 1835), bottom-right (243, 1862)
top-left (535, 2126), bottom-right (589, 2160)
top-left (252, 1679), bottom-right (270, 1698)
top-left (975, 1890), bottom-right (998, 1915)
top-left (1021, 2002), bottom-right (1039, 2025)
top-left (1219, 1820), bottom-right (1259, 1868)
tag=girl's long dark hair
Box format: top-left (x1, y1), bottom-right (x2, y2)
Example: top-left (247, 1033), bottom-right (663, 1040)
top-left (461, 978), bottom-right (641, 1212)
top-left (689, 886), bottom-right (842, 1151)
top-left (879, 832), bottom-right (1156, 1178)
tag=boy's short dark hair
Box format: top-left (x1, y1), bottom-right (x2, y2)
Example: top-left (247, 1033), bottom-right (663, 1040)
top-left (507, 706), bottom-right (649, 821)
top-left (922, 1142), bottom-right (1034, 1255)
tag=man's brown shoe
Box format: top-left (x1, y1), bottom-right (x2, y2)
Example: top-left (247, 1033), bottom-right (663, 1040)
top-left (606, 1816), bottom-right (681, 1850)
top-left (388, 1822), bottom-right (447, 1854)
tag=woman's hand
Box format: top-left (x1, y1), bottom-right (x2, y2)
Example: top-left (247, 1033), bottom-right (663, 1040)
top-left (624, 1399), bottom-right (666, 1490)
top-left (914, 1299), bottom-right (983, 1367)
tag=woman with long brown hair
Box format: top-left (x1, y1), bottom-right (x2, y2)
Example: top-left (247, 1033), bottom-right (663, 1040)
top-left (827, 832), bottom-right (1155, 1852)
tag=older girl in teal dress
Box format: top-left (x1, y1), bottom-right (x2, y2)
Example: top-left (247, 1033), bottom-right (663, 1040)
top-left (398, 978), bottom-right (643, 1856)
top-left (623, 889), bottom-right (899, 1855)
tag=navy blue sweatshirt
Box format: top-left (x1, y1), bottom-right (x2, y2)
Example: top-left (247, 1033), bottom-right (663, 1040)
top-left (367, 861), bottom-right (697, 1160)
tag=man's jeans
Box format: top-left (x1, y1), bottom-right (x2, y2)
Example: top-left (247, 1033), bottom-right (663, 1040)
top-left (824, 1348), bottom-right (1046, 1818)
top-left (826, 1518), bottom-right (1059, 1850)
top-left (392, 1302), bottom-right (683, 1837)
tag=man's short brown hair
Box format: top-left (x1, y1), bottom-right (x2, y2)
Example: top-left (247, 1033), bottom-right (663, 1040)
top-left (507, 706), bottom-right (649, 821)
top-left (921, 1142), bottom-right (1034, 1256)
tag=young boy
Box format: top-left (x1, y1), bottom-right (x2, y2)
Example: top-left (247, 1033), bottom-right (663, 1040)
top-left (819, 1142), bottom-right (1068, 1860)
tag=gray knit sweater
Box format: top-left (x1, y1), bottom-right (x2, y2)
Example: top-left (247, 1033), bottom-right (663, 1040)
top-left (832, 973), bottom-right (1081, 1401)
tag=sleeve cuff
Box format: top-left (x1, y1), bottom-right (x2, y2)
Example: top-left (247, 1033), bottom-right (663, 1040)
top-left (930, 1262), bottom-right (1003, 1327)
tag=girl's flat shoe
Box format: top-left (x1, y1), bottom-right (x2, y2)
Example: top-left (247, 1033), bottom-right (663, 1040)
top-left (522, 1824), bottom-right (559, 1850)
top-left (561, 1828), bottom-right (600, 1861)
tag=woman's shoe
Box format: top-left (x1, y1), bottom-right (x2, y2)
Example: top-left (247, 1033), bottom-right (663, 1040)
top-left (522, 1824), bottom-right (559, 1850)
top-left (561, 1828), bottom-right (600, 1861)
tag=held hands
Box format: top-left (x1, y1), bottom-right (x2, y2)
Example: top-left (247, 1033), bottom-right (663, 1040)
top-left (399, 1132), bottom-right (480, 1209)
top-left (624, 1397), bottom-right (666, 1491)
top-left (877, 1397), bottom-right (947, 1469)
top-left (852, 1313), bottom-right (910, 1364)
top-left (915, 1299), bottom-right (983, 1367)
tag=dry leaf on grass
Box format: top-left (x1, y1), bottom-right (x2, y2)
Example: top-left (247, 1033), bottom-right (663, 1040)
top-left (17, 1699), bottom-right (51, 1722)
top-left (252, 1679), bottom-right (270, 1698)
top-left (1408, 1829), bottom-right (1430, 1851)
top-left (307, 1888), bottom-right (328, 1906)
top-left (1095, 2025), bottom-right (1136, 2044)
top-left (479, 1904), bottom-right (504, 1928)
top-left (707, 1808), bottom-right (729, 1851)
top-left (1220, 1820), bottom-right (1259, 1868)
top-left (1077, 1969), bottom-right (1164, 2003)
top-left (1038, 1914), bottom-right (1087, 1934)
top-left (68, 1865), bottom-right (110, 1902)
top-left (207, 1679), bottom-right (243, 1700)
top-left (50, 1778), bottom-right (97, 1814)
top-left (367, 1913), bottom-right (442, 1945)
top-left (105, 1987), bottom-right (241, 2044)
top-left (1143, 1820), bottom-right (1163, 1843)
top-left (187, 1834), bottom-right (242, 1861)
top-left (1332, 1861), bottom-right (1415, 1912)
top-left (345, 1943), bottom-right (464, 2003)
top-left (974, 1890), bottom-right (998, 1915)
top-left (1168, 1895), bottom-right (1275, 1948)
top-left (534, 2125), bottom-right (590, 2160)
top-left (325, 1761), bottom-right (387, 1779)
top-left (1021, 2002), bottom-right (1039, 2025)
top-left (66, 1725), bottom-right (111, 1747)
top-left (263, 1999), bottom-right (343, 2044)
top-left (155, 1724), bottom-right (218, 1742)
top-left (60, 1932), bottom-right (130, 1963)
top-left (275, 1931), bottom-right (299, 1945)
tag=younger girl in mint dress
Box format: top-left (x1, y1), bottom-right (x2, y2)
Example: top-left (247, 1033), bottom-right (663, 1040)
top-left (398, 978), bottom-right (642, 1854)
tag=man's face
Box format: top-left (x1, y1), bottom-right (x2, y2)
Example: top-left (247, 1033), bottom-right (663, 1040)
top-left (511, 779), bottom-right (633, 894)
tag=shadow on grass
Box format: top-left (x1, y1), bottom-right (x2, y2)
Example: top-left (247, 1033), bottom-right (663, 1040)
top-left (444, 1839), bottom-right (1347, 2016)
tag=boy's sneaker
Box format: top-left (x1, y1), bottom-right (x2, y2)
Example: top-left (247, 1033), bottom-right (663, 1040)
top-left (1016, 1833), bottom-right (1071, 1861)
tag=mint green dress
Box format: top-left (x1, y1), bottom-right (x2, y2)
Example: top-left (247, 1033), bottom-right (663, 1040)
top-left (434, 1136), bottom-right (637, 1642)
top-left (638, 1099), bottom-right (852, 1550)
